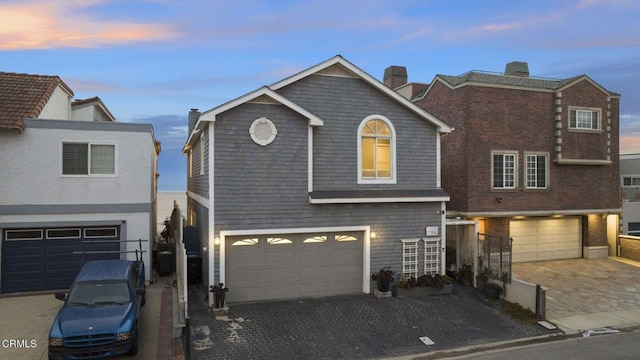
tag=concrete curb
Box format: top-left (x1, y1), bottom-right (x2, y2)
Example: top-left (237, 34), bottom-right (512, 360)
top-left (389, 325), bottom-right (640, 360)
top-left (384, 333), bottom-right (569, 360)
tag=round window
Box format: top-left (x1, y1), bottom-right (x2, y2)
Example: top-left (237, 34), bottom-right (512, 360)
top-left (249, 117), bottom-right (278, 146)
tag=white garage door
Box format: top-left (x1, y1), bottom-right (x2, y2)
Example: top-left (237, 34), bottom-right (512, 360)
top-left (510, 217), bottom-right (582, 262)
top-left (225, 232), bottom-right (363, 303)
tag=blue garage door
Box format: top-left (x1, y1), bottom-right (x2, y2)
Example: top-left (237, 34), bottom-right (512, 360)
top-left (1, 226), bottom-right (120, 293)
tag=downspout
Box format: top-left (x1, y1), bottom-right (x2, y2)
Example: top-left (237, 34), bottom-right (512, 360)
top-left (207, 122), bottom-right (215, 307)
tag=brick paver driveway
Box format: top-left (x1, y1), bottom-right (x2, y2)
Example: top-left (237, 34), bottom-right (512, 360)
top-left (188, 283), bottom-right (557, 360)
top-left (513, 258), bottom-right (640, 321)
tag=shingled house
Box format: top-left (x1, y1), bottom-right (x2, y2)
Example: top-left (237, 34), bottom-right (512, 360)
top-left (184, 56), bottom-right (452, 305)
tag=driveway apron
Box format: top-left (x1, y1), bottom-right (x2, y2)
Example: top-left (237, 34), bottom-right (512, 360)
top-left (188, 284), bottom-right (556, 360)
top-left (512, 258), bottom-right (640, 332)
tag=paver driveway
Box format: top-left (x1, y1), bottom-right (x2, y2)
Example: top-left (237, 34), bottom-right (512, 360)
top-left (188, 284), bottom-right (557, 360)
top-left (512, 258), bottom-right (640, 331)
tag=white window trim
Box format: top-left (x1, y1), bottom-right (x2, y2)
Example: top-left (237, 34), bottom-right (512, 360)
top-left (622, 175), bottom-right (640, 187)
top-left (84, 227), bottom-right (118, 238)
top-left (357, 115), bottom-right (397, 184)
top-left (60, 141), bottom-right (118, 177)
top-left (524, 152), bottom-right (549, 189)
top-left (568, 106), bottom-right (602, 132)
top-left (249, 117), bottom-right (278, 146)
top-left (4, 229), bottom-right (43, 241)
top-left (491, 150), bottom-right (518, 189)
top-left (199, 132), bottom-right (205, 175)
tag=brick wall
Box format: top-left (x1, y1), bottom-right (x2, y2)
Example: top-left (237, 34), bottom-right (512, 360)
top-left (583, 214), bottom-right (608, 247)
top-left (620, 237), bottom-right (640, 261)
top-left (415, 78), bottom-right (620, 214)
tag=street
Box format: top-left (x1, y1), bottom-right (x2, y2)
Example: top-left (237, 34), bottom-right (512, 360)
top-left (446, 329), bottom-right (640, 360)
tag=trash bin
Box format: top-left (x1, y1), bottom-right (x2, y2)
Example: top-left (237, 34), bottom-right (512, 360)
top-left (158, 251), bottom-right (172, 276)
top-left (187, 255), bottom-right (202, 284)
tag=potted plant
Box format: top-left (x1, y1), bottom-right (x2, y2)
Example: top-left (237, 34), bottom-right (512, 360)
top-left (476, 270), bottom-right (489, 293)
top-left (476, 259), bottom-right (489, 293)
top-left (484, 282), bottom-right (503, 299)
top-left (396, 274), bottom-right (454, 297)
top-left (371, 267), bottom-right (394, 292)
top-left (456, 264), bottom-right (473, 286)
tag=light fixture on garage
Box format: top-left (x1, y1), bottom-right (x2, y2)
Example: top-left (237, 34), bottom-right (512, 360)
top-left (371, 232), bottom-right (377, 239)
top-left (214, 237), bottom-right (220, 245)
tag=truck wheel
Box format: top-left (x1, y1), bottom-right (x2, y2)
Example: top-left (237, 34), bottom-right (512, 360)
top-left (128, 329), bottom-right (139, 356)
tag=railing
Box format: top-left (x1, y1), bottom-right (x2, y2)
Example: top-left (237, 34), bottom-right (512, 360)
top-left (477, 233), bottom-right (513, 283)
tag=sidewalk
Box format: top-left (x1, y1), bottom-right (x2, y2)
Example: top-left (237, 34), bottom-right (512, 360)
top-left (513, 257), bottom-right (640, 334)
top-left (158, 277), bottom-right (185, 360)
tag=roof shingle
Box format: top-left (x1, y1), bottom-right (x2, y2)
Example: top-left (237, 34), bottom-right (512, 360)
top-left (0, 71), bottom-right (73, 133)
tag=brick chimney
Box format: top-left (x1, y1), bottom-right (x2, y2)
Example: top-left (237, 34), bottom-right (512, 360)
top-left (188, 108), bottom-right (200, 134)
top-left (504, 61), bottom-right (529, 77)
top-left (383, 65), bottom-right (408, 89)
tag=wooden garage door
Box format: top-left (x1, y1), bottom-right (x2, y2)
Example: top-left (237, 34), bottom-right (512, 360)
top-left (225, 232), bottom-right (363, 303)
top-left (1, 226), bottom-right (120, 293)
top-left (510, 217), bottom-right (581, 262)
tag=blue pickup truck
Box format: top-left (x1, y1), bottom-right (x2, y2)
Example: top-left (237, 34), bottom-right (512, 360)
top-left (48, 259), bottom-right (146, 359)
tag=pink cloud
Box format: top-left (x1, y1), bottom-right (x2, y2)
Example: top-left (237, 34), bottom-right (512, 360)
top-left (620, 136), bottom-right (640, 154)
top-left (0, 1), bottom-right (178, 50)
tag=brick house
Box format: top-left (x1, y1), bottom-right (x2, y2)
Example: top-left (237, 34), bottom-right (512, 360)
top-left (386, 62), bottom-right (620, 263)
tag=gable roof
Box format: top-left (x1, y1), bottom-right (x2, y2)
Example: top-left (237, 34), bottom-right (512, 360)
top-left (415, 70), bottom-right (619, 100)
top-left (270, 55), bottom-right (452, 133)
top-left (72, 96), bottom-right (116, 122)
top-left (0, 71), bottom-right (74, 133)
top-left (185, 55), bottom-right (453, 152)
top-left (185, 86), bottom-right (324, 151)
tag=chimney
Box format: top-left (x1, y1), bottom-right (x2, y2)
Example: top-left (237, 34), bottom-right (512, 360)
top-left (188, 108), bottom-right (200, 135)
top-left (383, 65), bottom-right (408, 89)
top-left (504, 61), bottom-right (529, 77)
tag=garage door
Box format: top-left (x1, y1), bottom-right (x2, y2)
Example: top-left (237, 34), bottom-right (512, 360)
top-left (510, 217), bottom-right (581, 262)
top-left (1, 226), bottom-right (120, 293)
top-left (225, 232), bottom-right (363, 303)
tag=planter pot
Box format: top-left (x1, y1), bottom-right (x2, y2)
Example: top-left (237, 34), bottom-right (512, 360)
top-left (484, 285), bottom-right (502, 299)
top-left (377, 278), bottom-right (392, 292)
top-left (397, 284), bottom-right (453, 297)
top-left (476, 276), bottom-right (488, 293)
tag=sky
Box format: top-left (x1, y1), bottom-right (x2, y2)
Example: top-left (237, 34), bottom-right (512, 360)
top-left (1, 0), bottom-right (638, 191)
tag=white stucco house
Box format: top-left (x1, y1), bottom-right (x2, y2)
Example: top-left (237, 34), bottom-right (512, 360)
top-left (0, 71), bottom-right (160, 292)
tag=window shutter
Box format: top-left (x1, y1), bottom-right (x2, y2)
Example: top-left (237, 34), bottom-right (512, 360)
top-left (62, 143), bottom-right (88, 175)
top-left (90, 144), bottom-right (115, 174)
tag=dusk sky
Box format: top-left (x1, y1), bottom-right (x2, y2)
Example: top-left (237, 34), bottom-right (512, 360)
top-left (2, 0), bottom-right (638, 191)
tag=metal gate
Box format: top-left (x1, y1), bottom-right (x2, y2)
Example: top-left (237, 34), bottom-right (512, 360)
top-left (478, 233), bottom-right (512, 282)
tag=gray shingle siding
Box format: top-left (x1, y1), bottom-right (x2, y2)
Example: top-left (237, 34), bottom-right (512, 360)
top-left (214, 102), bottom-right (309, 227)
top-left (186, 198), bottom-right (211, 284)
top-left (187, 125), bottom-right (209, 198)
top-left (277, 75), bottom-right (439, 190)
top-left (210, 74), bottom-right (445, 283)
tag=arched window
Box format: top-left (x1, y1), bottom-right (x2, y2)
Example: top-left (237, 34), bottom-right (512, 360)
top-left (357, 115), bottom-right (396, 183)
